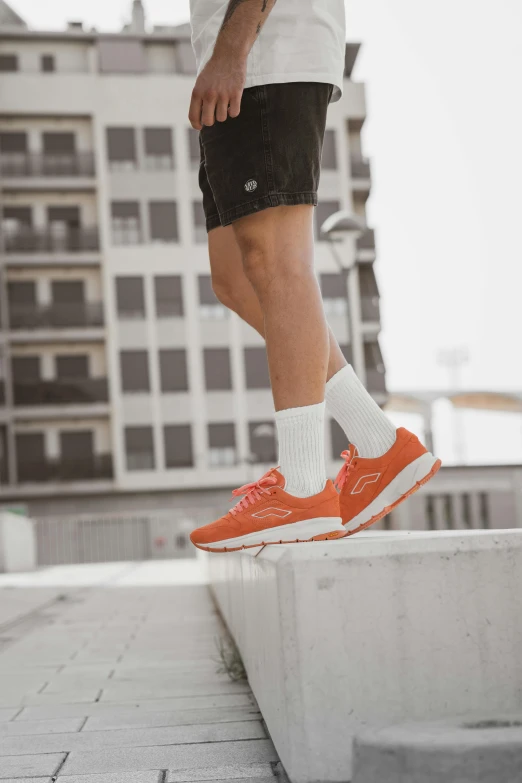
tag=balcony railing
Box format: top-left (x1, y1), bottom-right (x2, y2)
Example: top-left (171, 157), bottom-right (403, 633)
top-left (357, 228), bottom-right (376, 251)
top-left (13, 378), bottom-right (109, 407)
top-left (360, 295), bottom-right (381, 323)
top-left (351, 154), bottom-right (371, 179)
top-left (9, 302), bottom-right (104, 330)
top-left (0, 152), bottom-right (96, 178)
top-left (17, 454), bottom-right (113, 483)
top-left (3, 226), bottom-right (100, 254)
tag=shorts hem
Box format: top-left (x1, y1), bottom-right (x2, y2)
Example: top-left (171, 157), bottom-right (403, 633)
top-left (206, 214), bottom-right (222, 232)
top-left (216, 192), bottom-right (318, 229)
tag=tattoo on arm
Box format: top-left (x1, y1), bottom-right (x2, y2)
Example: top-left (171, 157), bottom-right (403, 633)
top-left (222, 0), bottom-right (274, 29)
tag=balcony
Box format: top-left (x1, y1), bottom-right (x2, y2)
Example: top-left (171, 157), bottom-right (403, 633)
top-left (350, 154), bottom-right (371, 180)
top-left (17, 454), bottom-right (113, 484)
top-left (9, 302), bottom-right (104, 330)
top-left (0, 152), bottom-right (96, 179)
top-left (3, 226), bottom-right (100, 254)
top-left (366, 367), bottom-right (387, 395)
top-left (13, 378), bottom-right (109, 407)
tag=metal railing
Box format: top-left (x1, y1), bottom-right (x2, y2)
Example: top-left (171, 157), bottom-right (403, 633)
top-left (17, 454), bottom-right (113, 484)
top-left (0, 152), bottom-right (96, 178)
top-left (3, 226), bottom-right (100, 254)
top-left (13, 377), bottom-right (109, 407)
top-left (9, 302), bottom-right (104, 330)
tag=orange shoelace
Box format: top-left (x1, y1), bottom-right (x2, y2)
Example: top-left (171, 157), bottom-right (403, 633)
top-left (335, 444), bottom-right (358, 490)
top-left (229, 472), bottom-right (278, 515)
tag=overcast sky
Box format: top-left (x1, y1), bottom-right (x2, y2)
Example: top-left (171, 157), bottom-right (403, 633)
top-left (7, 0), bottom-right (522, 462)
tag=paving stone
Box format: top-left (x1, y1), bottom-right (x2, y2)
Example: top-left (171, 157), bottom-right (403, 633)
top-left (15, 693), bottom-right (253, 721)
top-left (0, 753), bottom-right (65, 777)
top-left (0, 720), bottom-right (265, 755)
top-left (166, 764), bottom-right (275, 781)
top-left (60, 739), bottom-right (278, 775)
top-left (99, 681), bottom-right (249, 701)
top-left (57, 774), bottom-right (162, 783)
top-left (16, 689), bottom-right (102, 705)
top-left (82, 706), bottom-right (261, 732)
top-left (0, 717), bottom-right (85, 736)
top-left (0, 778), bottom-right (51, 782)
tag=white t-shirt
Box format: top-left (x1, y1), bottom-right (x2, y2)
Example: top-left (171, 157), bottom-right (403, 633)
top-left (190, 0), bottom-right (346, 102)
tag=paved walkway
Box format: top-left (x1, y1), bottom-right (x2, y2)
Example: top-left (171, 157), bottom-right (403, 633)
top-left (0, 561), bottom-right (281, 783)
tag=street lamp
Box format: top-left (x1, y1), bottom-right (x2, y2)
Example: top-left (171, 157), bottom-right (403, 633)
top-left (320, 210), bottom-right (367, 385)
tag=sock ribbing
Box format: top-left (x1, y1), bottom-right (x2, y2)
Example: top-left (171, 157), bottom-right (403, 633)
top-left (275, 401), bottom-right (327, 498)
top-left (326, 365), bottom-right (397, 458)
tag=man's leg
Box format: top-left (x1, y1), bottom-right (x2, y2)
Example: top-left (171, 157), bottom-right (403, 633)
top-left (209, 222), bottom-right (397, 460)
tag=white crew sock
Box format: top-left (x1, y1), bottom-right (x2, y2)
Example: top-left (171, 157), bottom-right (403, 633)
top-left (275, 401), bottom-right (327, 498)
top-left (326, 365), bottom-right (397, 459)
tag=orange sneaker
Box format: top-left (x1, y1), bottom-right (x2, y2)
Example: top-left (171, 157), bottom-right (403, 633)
top-left (336, 427), bottom-right (441, 536)
top-left (190, 468), bottom-right (346, 553)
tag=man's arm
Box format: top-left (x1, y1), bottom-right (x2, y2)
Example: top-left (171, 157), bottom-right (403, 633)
top-left (189, 0), bottom-right (278, 130)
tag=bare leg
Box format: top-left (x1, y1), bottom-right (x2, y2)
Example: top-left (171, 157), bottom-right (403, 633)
top-left (209, 222), bottom-right (347, 384)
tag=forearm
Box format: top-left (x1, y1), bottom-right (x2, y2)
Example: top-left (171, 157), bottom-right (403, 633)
top-left (213, 0), bottom-right (278, 61)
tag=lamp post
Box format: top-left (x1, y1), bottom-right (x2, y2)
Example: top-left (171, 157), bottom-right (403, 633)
top-left (321, 211), bottom-right (367, 385)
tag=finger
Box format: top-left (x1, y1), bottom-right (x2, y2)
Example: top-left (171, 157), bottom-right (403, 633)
top-left (228, 90), bottom-right (243, 119)
top-left (215, 96), bottom-right (229, 123)
top-left (201, 91), bottom-right (218, 126)
top-left (188, 91), bottom-right (203, 130)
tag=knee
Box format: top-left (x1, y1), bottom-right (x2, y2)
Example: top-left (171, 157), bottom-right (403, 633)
top-left (211, 272), bottom-right (240, 313)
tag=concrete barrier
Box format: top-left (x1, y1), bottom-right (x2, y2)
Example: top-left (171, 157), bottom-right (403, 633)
top-left (0, 512), bottom-right (37, 572)
top-left (209, 530), bottom-right (522, 783)
top-left (352, 714), bottom-right (522, 783)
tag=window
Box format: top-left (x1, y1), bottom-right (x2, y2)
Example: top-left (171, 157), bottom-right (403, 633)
top-left (315, 200), bottom-right (341, 240)
top-left (125, 426), bottom-right (155, 471)
top-left (7, 281), bottom-right (36, 328)
top-left (16, 432), bottom-right (46, 482)
top-left (52, 280), bottom-right (84, 304)
top-left (149, 201), bottom-right (178, 243)
top-left (249, 421), bottom-right (277, 464)
top-left (159, 349), bottom-right (188, 392)
top-left (12, 355), bottom-right (40, 383)
top-left (330, 420), bottom-right (347, 460)
top-left (359, 265), bottom-right (380, 322)
top-left (187, 128), bottom-right (200, 166)
top-left (43, 133), bottom-right (75, 154)
top-left (106, 128), bottom-right (137, 170)
top-left (56, 355), bottom-right (89, 379)
top-left (41, 54), bottom-right (55, 72)
top-left (99, 40), bottom-right (146, 74)
top-left (60, 430), bottom-right (94, 466)
top-left (120, 350), bottom-right (150, 393)
top-left (322, 130), bottom-right (338, 170)
top-left (111, 201), bottom-right (142, 245)
top-left (244, 347), bottom-right (271, 389)
top-left (208, 423), bottom-right (236, 467)
top-left (320, 273), bottom-right (347, 315)
top-left (193, 201), bottom-right (206, 243)
top-left (144, 128), bottom-right (174, 170)
top-left (0, 54), bottom-right (18, 72)
top-left (115, 277), bottom-right (145, 319)
top-left (154, 275), bottom-right (183, 317)
top-left (176, 41), bottom-right (197, 75)
top-left (164, 424), bottom-right (193, 468)
top-left (204, 348), bottom-right (232, 391)
top-left (198, 275), bottom-right (227, 319)
top-left (0, 132), bottom-right (27, 153)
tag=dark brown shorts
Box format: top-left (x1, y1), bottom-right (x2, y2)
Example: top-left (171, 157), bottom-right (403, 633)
top-left (199, 82), bottom-right (333, 231)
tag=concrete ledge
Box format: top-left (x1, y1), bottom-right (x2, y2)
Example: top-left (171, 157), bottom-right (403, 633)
top-left (353, 714), bottom-right (522, 783)
top-left (0, 512), bottom-right (36, 573)
top-left (209, 531), bottom-right (522, 783)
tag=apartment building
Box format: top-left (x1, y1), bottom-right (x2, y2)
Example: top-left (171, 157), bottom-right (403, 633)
top-left (0, 0), bottom-right (386, 513)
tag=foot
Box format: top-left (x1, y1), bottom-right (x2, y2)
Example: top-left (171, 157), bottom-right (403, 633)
top-left (335, 427), bottom-right (442, 536)
top-left (190, 468), bottom-right (346, 553)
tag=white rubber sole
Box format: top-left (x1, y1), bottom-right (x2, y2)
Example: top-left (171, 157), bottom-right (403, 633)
top-left (344, 452), bottom-right (440, 533)
top-left (199, 516), bottom-right (346, 552)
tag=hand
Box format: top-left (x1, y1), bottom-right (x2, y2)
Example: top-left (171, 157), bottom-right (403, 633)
top-left (189, 53), bottom-right (246, 130)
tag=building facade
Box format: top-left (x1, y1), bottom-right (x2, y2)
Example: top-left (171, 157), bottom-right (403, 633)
top-left (0, 1), bottom-right (385, 511)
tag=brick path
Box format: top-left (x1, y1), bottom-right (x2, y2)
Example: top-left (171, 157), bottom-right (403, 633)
top-left (0, 562), bottom-right (281, 783)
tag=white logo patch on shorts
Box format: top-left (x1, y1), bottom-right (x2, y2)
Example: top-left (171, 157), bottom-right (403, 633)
top-left (244, 179), bottom-right (258, 193)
